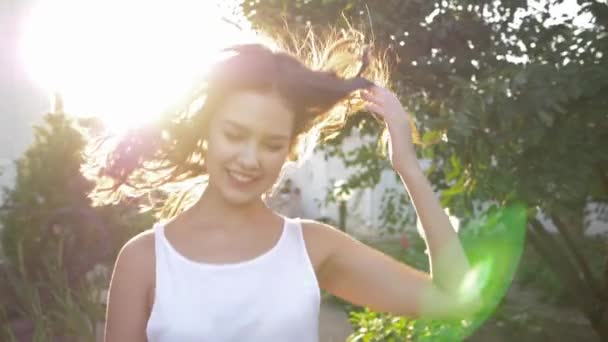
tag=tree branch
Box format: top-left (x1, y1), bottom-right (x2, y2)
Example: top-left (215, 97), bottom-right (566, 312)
top-left (528, 218), bottom-right (601, 318)
top-left (597, 163), bottom-right (608, 197)
top-left (550, 214), bottom-right (603, 299)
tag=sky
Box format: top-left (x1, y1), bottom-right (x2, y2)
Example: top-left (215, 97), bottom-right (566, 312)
top-left (0, 0), bottom-right (49, 190)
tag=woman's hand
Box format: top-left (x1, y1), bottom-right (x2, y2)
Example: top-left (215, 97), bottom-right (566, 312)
top-left (361, 85), bottom-right (418, 172)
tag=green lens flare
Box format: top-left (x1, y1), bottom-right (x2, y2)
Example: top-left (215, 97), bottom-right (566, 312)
top-left (412, 203), bottom-right (528, 341)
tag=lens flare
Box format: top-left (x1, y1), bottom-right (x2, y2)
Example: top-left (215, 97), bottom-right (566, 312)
top-left (416, 203), bottom-right (528, 340)
top-left (18, 0), bottom-right (256, 133)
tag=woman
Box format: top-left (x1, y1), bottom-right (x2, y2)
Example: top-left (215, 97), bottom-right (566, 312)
top-left (101, 39), bottom-right (479, 341)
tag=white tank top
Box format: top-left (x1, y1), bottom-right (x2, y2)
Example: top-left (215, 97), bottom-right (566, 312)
top-left (145, 216), bottom-right (321, 342)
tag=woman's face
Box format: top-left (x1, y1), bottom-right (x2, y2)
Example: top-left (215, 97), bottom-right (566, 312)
top-left (205, 90), bottom-right (294, 206)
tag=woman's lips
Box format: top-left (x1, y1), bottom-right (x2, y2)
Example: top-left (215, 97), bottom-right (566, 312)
top-left (227, 169), bottom-right (259, 186)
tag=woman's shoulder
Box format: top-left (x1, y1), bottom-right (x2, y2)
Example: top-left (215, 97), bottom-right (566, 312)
top-left (123, 228), bottom-right (156, 251)
top-left (113, 228), bottom-right (156, 282)
top-left (297, 219), bottom-right (341, 254)
top-left (297, 218), bottom-right (359, 257)
top-left (106, 228), bottom-right (157, 327)
top-left (298, 218), bottom-right (340, 235)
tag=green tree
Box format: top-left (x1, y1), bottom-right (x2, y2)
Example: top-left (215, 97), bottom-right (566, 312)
top-left (245, 0), bottom-right (608, 340)
top-left (0, 101), bottom-right (96, 274)
top-left (0, 98), bottom-right (154, 339)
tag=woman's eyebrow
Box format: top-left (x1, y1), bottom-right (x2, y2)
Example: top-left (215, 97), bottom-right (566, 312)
top-left (222, 120), bottom-right (247, 131)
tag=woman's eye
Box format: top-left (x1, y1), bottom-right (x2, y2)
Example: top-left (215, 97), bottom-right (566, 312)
top-left (224, 131), bottom-right (244, 141)
top-left (265, 144), bottom-right (285, 152)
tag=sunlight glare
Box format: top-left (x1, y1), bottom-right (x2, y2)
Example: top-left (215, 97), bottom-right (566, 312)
top-left (19, 0), bottom-right (256, 132)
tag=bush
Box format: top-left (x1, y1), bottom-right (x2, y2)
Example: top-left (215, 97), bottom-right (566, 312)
top-left (0, 240), bottom-right (106, 341)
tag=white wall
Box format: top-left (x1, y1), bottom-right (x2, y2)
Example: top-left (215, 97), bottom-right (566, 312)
top-left (585, 202), bottom-right (608, 235)
top-left (536, 202), bottom-right (608, 236)
top-left (281, 129), bottom-right (413, 240)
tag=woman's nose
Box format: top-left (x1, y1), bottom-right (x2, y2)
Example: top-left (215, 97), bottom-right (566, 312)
top-left (237, 142), bottom-right (260, 170)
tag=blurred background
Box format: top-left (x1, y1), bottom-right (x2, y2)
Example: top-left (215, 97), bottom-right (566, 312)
top-left (1, 0), bottom-right (607, 341)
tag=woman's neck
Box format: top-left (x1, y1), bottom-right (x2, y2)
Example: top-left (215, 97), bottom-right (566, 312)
top-left (182, 186), bottom-right (272, 230)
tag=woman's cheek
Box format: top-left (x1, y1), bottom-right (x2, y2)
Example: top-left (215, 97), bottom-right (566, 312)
top-left (262, 152), bottom-right (288, 179)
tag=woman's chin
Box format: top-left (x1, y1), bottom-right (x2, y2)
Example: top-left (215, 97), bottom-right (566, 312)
top-left (220, 188), bottom-right (263, 207)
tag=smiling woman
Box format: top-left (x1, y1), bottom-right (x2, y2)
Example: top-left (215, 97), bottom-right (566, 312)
top-left (18, 0), bottom-right (254, 132)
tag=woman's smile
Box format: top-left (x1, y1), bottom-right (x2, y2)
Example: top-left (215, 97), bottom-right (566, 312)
top-left (226, 168), bottom-right (261, 187)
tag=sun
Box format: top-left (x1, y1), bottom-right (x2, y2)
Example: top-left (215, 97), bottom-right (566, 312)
top-left (19, 0), bottom-right (258, 133)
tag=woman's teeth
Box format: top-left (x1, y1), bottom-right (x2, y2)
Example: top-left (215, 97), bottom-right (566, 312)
top-left (228, 170), bottom-right (256, 183)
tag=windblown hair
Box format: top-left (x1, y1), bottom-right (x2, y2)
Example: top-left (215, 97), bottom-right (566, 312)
top-left (83, 28), bottom-right (391, 212)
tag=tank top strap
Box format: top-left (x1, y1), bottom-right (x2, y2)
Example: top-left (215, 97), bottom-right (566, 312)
top-left (283, 216), bottom-right (301, 238)
top-left (150, 222), bottom-right (168, 315)
top-left (282, 217), bottom-right (320, 291)
top-left (281, 216), bottom-right (303, 249)
top-left (152, 222), bottom-right (166, 264)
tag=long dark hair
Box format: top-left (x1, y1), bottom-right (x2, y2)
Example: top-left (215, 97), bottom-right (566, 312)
top-left (83, 29), bottom-right (390, 213)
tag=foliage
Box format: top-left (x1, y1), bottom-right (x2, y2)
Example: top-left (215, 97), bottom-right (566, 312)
top-left (349, 308), bottom-right (476, 342)
top-left (0, 238), bottom-right (106, 341)
top-left (0, 109), bottom-right (154, 341)
top-left (0, 112), bottom-right (93, 266)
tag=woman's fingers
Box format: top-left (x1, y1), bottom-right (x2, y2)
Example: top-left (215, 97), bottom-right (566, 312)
top-left (361, 93), bottom-right (384, 107)
top-left (362, 88), bottom-right (387, 119)
top-left (360, 89), bottom-right (373, 101)
top-left (365, 101), bottom-right (384, 117)
top-left (362, 87), bottom-right (389, 106)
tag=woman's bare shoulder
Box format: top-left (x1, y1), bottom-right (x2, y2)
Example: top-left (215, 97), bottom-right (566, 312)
top-left (299, 218), bottom-right (341, 239)
top-left (121, 228), bottom-right (156, 254)
top-left (113, 228), bottom-right (156, 283)
top-left (297, 219), bottom-right (339, 268)
top-left (105, 228), bottom-right (156, 339)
